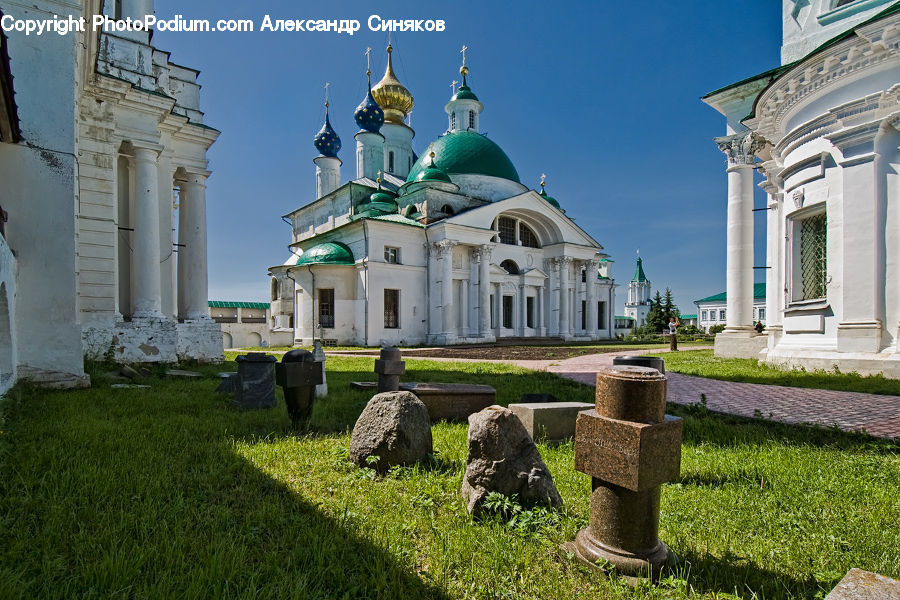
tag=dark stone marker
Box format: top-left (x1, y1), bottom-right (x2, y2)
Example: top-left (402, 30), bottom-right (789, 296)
top-left (233, 352), bottom-right (277, 410)
top-left (520, 393), bottom-right (559, 404)
top-left (275, 349), bottom-right (323, 427)
top-left (569, 365), bottom-right (682, 581)
top-left (374, 346), bottom-right (405, 392)
top-left (612, 355), bottom-right (665, 374)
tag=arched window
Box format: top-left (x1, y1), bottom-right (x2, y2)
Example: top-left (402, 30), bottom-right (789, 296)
top-left (440, 204), bottom-right (455, 216)
top-left (388, 151), bottom-right (395, 173)
top-left (497, 217), bottom-right (516, 245)
top-left (520, 223), bottom-right (540, 248)
top-left (500, 259), bottom-right (519, 275)
top-left (450, 113), bottom-right (456, 130)
top-left (468, 110), bottom-right (475, 129)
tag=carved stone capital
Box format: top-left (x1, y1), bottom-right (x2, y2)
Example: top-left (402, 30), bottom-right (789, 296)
top-left (472, 244), bottom-right (493, 263)
top-left (432, 239), bottom-right (457, 258)
top-left (715, 131), bottom-right (765, 166)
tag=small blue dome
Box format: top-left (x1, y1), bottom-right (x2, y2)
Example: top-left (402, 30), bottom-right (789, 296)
top-left (314, 111), bottom-right (341, 157)
top-left (354, 88), bottom-right (385, 133)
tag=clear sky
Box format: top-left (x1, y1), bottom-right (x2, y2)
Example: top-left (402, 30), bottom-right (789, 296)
top-left (154, 0), bottom-right (783, 315)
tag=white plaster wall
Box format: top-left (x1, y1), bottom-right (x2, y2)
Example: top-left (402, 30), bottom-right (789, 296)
top-left (0, 0), bottom-right (85, 382)
top-left (0, 238), bottom-right (17, 394)
top-left (782, 0), bottom-right (895, 64)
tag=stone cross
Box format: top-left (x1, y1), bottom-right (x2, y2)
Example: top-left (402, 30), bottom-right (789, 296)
top-left (569, 365), bottom-right (683, 579)
top-left (374, 346), bottom-right (405, 392)
top-left (275, 349), bottom-right (323, 427)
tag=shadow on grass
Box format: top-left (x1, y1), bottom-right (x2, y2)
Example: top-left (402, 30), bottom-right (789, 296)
top-left (675, 549), bottom-right (828, 599)
top-left (0, 379), bottom-right (450, 599)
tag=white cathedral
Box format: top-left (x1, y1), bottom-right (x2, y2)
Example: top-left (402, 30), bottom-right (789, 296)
top-left (269, 46), bottom-right (617, 347)
top-left (705, 0), bottom-right (900, 378)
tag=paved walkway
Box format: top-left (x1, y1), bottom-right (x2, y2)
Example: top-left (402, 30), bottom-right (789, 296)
top-left (328, 347), bottom-right (899, 440)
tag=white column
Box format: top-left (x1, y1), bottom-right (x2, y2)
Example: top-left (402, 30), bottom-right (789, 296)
top-left (355, 131), bottom-right (384, 180)
top-left (477, 245), bottom-right (493, 337)
top-left (536, 285), bottom-right (544, 334)
top-left (519, 283), bottom-right (527, 336)
top-left (157, 152), bottom-right (176, 318)
top-left (716, 131), bottom-right (762, 333)
top-left (460, 278), bottom-right (469, 337)
top-left (179, 171), bottom-right (211, 320)
top-left (559, 257), bottom-right (571, 337)
top-left (546, 259), bottom-right (559, 336)
top-left (760, 167), bottom-right (782, 347)
top-left (586, 259), bottom-right (599, 337)
top-left (438, 240), bottom-right (457, 339)
top-left (494, 285), bottom-right (502, 334)
top-left (132, 146), bottom-right (164, 319)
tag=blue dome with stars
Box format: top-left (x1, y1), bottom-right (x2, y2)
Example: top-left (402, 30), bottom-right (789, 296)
top-left (313, 111), bottom-right (341, 158)
top-left (354, 88), bottom-right (384, 133)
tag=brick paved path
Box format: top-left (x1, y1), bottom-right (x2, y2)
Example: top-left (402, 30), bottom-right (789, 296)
top-left (546, 350), bottom-right (900, 440)
top-left (328, 347), bottom-right (899, 439)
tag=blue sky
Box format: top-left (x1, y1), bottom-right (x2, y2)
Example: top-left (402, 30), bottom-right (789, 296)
top-left (154, 0), bottom-right (783, 315)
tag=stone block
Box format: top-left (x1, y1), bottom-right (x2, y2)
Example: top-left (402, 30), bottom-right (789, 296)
top-left (405, 383), bottom-right (496, 421)
top-left (275, 361), bottom-right (323, 388)
top-left (825, 569), bottom-right (900, 600)
top-left (374, 358), bottom-right (406, 376)
top-left (574, 410), bottom-right (682, 492)
top-left (508, 402), bottom-right (593, 443)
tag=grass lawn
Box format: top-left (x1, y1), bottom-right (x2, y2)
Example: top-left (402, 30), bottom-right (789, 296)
top-left (655, 350), bottom-right (900, 396)
top-left (0, 357), bottom-right (897, 599)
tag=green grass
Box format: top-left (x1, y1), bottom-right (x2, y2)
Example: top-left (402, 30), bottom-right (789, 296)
top-left (0, 357), bottom-right (897, 599)
top-left (655, 350), bottom-right (900, 396)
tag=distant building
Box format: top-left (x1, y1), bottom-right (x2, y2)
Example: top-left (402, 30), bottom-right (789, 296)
top-left (209, 301), bottom-right (293, 349)
top-left (679, 314), bottom-right (698, 329)
top-left (623, 257), bottom-right (652, 327)
top-left (614, 315), bottom-right (636, 337)
top-left (696, 284), bottom-right (767, 333)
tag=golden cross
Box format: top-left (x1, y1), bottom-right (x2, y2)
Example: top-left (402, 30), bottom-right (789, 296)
top-left (460, 45), bottom-right (468, 66)
top-left (324, 82), bottom-right (330, 107)
top-left (540, 173), bottom-right (546, 189)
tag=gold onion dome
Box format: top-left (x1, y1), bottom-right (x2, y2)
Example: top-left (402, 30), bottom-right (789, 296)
top-left (371, 44), bottom-right (414, 124)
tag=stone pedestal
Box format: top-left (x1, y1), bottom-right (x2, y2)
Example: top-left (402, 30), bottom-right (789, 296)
top-left (569, 365), bottom-right (682, 580)
top-left (176, 319), bottom-right (223, 363)
top-left (713, 331), bottom-right (768, 359)
top-left (276, 349), bottom-right (323, 426)
top-left (509, 402), bottom-right (593, 443)
top-left (374, 346), bottom-right (405, 392)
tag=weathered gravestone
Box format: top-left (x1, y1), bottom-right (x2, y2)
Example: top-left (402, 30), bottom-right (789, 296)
top-left (232, 352), bottom-right (277, 409)
top-left (374, 346), bottom-right (405, 392)
top-left (405, 382), bottom-right (496, 422)
top-left (275, 349), bottom-right (323, 427)
top-left (612, 355), bottom-right (665, 374)
top-left (509, 402), bottom-right (594, 443)
top-left (568, 365), bottom-right (682, 580)
top-left (349, 391), bottom-right (433, 473)
top-left (312, 340), bottom-right (328, 398)
top-left (825, 569), bottom-right (900, 600)
top-left (461, 405), bottom-right (563, 514)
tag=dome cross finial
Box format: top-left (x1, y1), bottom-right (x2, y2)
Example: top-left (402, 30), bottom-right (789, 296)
top-left (365, 47), bottom-right (372, 84)
top-left (459, 44), bottom-right (469, 84)
top-left (324, 81), bottom-right (330, 109)
top-left (540, 173), bottom-right (546, 191)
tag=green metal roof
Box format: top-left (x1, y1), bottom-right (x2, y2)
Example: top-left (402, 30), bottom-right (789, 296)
top-left (679, 314), bottom-right (698, 320)
top-left (451, 85), bottom-right (479, 101)
top-left (407, 130), bottom-right (520, 183)
top-left (615, 316), bottom-right (634, 321)
top-left (209, 301), bottom-right (270, 309)
top-left (696, 282), bottom-right (766, 304)
top-left (412, 163), bottom-right (453, 184)
top-left (632, 257), bottom-right (648, 283)
top-left (539, 190), bottom-right (561, 209)
top-left (293, 241), bottom-right (355, 267)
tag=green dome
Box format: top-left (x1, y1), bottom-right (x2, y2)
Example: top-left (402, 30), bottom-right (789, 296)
top-left (451, 85), bottom-right (479, 101)
top-left (407, 131), bottom-right (520, 183)
top-left (294, 241), bottom-right (354, 266)
top-left (540, 190), bottom-right (560, 209)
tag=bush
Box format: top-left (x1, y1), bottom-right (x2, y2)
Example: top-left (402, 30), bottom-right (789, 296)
top-left (709, 324), bottom-right (726, 334)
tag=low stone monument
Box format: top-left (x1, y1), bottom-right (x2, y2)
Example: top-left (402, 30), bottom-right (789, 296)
top-left (568, 365), bottom-right (682, 580)
top-left (232, 352), bottom-right (277, 410)
top-left (404, 382), bottom-right (496, 422)
top-left (275, 349), bottom-right (323, 427)
top-left (461, 405), bottom-right (563, 514)
top-left (374, 346), bottom-right (405, 392)
top-left (508, 402), bottom-right (594, 443)
top-left (825, 569), bottom-right (900, 599)
top-left (349, 391), bottom-right (433, 473)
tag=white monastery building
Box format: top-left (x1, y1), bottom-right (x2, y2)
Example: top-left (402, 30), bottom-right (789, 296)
top-left (1, 0), bottom-right (220, 394)
top-left (270, 47), bottom-right (616, 347)
top-left (704, 0), bottom-right (900, 378)
top-left (695, 284), bottom-right (767, 333)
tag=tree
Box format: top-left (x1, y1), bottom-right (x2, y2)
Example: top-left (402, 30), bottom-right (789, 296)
top-left (644, 291), bottom-right (666, 333)
top-left (662, 288), bottom-right (679, 325)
